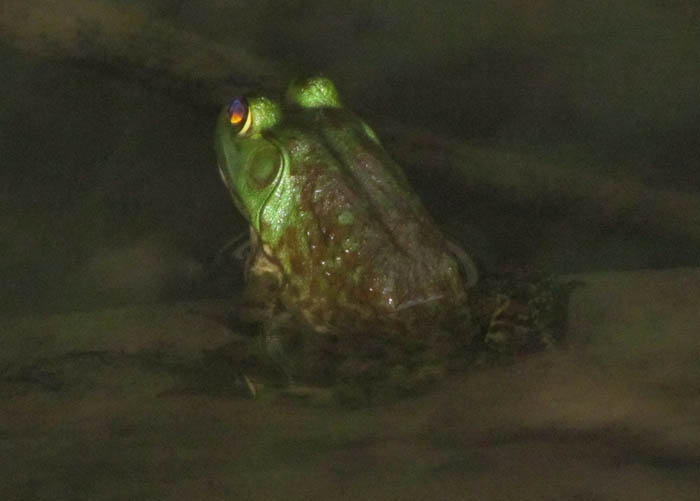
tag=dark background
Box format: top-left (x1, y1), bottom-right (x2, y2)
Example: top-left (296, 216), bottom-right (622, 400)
top-left (3, 4), bottom-right (700, 499)
top-left (2, 0), bottom-right (699, 314)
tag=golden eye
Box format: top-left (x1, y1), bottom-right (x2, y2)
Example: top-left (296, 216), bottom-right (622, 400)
top-left (227, 98), bottom-right (252, 134)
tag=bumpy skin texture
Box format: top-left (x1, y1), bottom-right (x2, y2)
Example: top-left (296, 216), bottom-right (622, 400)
top-left (216, 77), bottom-right (468, 334)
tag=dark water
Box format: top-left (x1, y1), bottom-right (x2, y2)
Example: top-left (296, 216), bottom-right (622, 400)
top-left (1, 1), bottom-right (699, 498)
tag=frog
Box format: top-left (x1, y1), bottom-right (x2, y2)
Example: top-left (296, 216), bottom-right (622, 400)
top-left (215, 77), bottom-right (474, 343)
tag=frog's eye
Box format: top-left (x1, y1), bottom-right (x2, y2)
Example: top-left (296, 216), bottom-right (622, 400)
top-left (227, 98), bottom-right (253, 135)
top-left (225, 96), bottom-right (281, 136)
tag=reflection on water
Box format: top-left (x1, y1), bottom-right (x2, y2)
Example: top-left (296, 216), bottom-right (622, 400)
top-left (3, 268), bottom-right (700, 499)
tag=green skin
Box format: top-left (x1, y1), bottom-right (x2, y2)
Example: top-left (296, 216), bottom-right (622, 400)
top-left (216, 77), bottom-right (468, 334)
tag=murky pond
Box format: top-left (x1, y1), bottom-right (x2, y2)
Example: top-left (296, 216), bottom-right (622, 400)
top-left (2, 2), bottom-right (699, 498)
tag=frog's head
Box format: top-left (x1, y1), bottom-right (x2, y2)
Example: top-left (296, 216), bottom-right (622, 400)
top-left (215, 89), bottom-right (286, 232)
top-left (215, 77), bottom-right (385, 244)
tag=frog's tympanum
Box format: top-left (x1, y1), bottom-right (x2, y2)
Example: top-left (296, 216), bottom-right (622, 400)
top-left (215, 77), bottom-right (470, 340)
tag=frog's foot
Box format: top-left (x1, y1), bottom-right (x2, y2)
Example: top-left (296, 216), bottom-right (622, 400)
top-left (240, 373), bottom-right (258, 398)
top-left (473, 273), bottom-right (577, 358)
top-left (279, 384), bottom-right (334, 404)
top-left (213, 230), bottom-right (250, 267)
top-left (483, 293), bottom-right (515, 352)
top-left (199, 230), bottom-right (251, 294)
top-left (255, 312), bottom-right (302, 385)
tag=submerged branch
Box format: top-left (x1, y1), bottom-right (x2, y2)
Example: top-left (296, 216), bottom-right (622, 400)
top-left (1, 0), bottom-right (286, 106)
top-left (380, 122), bottom-right (700, 247)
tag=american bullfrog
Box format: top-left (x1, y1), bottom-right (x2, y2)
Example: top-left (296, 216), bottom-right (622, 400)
top-left (215, 77), bottom-right (473, 339)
